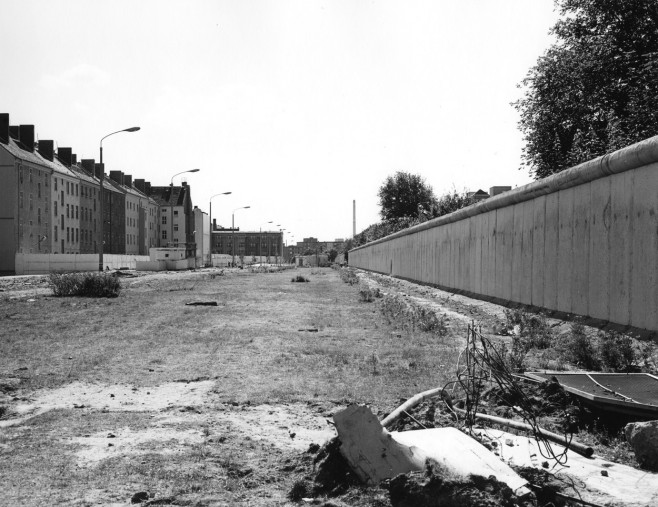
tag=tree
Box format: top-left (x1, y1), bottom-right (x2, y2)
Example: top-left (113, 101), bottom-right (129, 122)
top-left (516, 0), bottom-right (658, 179)
top-left (377, 171), bottom-right (438, 221)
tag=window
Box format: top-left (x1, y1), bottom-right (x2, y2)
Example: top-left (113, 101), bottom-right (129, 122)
top-left (37, 208), bottom-right (41, 224)
top-left (54, 201), bottom-right (57, 216)
top-left (60, 191), bottom-right (64, 204)
top-left (66, 181), bottom-right (69, 194)
top-left (76, 206), bottom-right (79, 219)
top-left (94, 200), bottom-right (96, 212)
top-left (162, 230), bottom-right (167, 239)
top-left (76, 184), bottom-right (78, 196)
top-left (38, 182), bottom-right (41, 198)
top-left (29, 194), bottom-right (33, 210)
top-left (61, 215), bottom-right (64, 228)
top-left (54, 178), bottom-right (57, 190)
top-left (29, 167), bottom-right (32, 183)
top-left (66, 204), bottom-right (69, 218)
top-left (174, 210), bottom-right (179, 216)
top-left (67, 228), bottom-right (70, 242)
top-left (19, 166), bottom-right (23, 184)
top-left (19, 192), bottom-right (23, 208)
top-left (162, 216), bottom-right (167, 225)
top-left (54, 226), bottom-right (58, 242)
top-left (76, 228), bottom-right (79, 243)
top-left (174, 224), bottom-right (179, 231)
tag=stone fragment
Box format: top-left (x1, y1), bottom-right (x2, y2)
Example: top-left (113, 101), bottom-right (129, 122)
top-left (625, 420), bottom-right (658, 471)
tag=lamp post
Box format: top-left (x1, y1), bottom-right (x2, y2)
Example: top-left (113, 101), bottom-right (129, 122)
top-left (99, 126), bottom-right (140, 271)
top-left (259, 220), bottom-right (273, 264)
top-left (279, 228), bottom-right (286, 266)
top-left (232, 206), bottom-right (250, 266)
top-left (168, 169), bottom-right (200, 250)
top-left (209, 191), bottom-right (232, 265)
top-left (272, 224), bottom-right (281, 264)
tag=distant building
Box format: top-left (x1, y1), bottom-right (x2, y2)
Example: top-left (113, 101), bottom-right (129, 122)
top-left (211, 229), bottom-right (283, 262)
top-left (149, 182), bottom-right (196, 257)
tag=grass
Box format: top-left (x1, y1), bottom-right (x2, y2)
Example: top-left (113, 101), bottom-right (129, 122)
top-left (0, 267), bottom-right (465, 506)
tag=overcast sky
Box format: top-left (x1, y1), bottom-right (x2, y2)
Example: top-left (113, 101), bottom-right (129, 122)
top-left (1, 0), bottom-right (558, 243)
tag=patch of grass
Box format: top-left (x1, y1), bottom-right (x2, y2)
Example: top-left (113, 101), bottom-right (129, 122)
top-left (48, 272), bottom-right (122, 298)
top-left (358, 286), bottom-right (381, 302)
top-left (291, 275), bottom-right (310, 283)
top-left (380, 294), bottom-right (448, 336)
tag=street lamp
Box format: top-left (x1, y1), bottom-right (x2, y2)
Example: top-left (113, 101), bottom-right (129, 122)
top-left (279, 228), bottom-right (286, 266)
top-left (99, 126), bottom-right (140, 271)
top-left (259, 220), bottom-right (273, 264)
top-left (209, 191), bottom-right (232, 264)
top-left (168, 169), bottom-right (200, 249)
top-left (232, 206), bottom-right (250, 266)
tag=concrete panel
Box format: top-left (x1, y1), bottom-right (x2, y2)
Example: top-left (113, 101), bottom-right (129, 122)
top-left (571, 183), bottom-right (591, 317)
top-left (609, 171), bottom-right (633, 326)
top-left (483, 210), bottom-right (496, 297)
top-left (511, 204), bottom-right (524, 303)
top-left (518, 200), bottom-right (534, 306)
top-left (556, 188), bottom-right (574, 314)
top-left (473, 215), bottom-right (483, 294)
top-left (531, 195), bottom-right (546, 307)
top-left (629, 164), bottom-right (658, 330)
top-left (543, 192), bottom-right (559, 311)
top-left (588, 177), bottom-right (611, 321)
top-left (496, 206), bottom-right (514, 301)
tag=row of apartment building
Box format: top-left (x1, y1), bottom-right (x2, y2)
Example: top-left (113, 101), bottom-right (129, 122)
top-left (0, 113), bottom-right (196, 273)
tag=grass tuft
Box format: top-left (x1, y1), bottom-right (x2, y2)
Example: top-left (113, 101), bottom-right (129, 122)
top-left (48, 272), bottom-right (122, 298)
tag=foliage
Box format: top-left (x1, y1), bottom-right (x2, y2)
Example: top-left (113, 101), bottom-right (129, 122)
top-left (434, 188), bottom-right (476, 218)
top-left (380, 294), bottom-right (448, 336)
top-left (48, 272), bottom-right (122, 298)
top-left (599, 330), bottom-right (636, 372)
top-left (377, 171), bottom-right (438, 221)
top-left (562, 320), bottom-right (600, 370)
top-left (327, 248), bottom-right (338, 263)
top-left (291, 275), bottom-right (310, 283)
top-left (515, 0), bottom-right (658, 179)
top-left (338, 267), bottom-right (359, 285)
top-left (358, 286), bottom-right (381, 302)
top-left (503, 309), bottom-right (553, 349)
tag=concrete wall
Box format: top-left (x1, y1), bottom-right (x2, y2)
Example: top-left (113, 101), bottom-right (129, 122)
top-left (15, 253), bottom-right (150, 274)
top-left (350, 136), bottom-right (658, 332)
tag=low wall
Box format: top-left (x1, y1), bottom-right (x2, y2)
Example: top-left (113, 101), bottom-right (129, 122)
top-left (15, 253), bottom-right (150, 275)
top-left (350, 136), bottom-right (658, 333)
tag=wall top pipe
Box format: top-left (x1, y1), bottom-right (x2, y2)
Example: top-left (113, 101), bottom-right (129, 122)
top-left (351, 134), bottom-right (658, 253)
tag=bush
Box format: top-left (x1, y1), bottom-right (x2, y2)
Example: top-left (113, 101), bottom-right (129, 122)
top-left (291, 275), bottom-right (310, 283)
top-left (503, 309), bottom-right (553, 350)
top-left (358, 287), bottom-right (381, 302)
top-left (339, 268), bottom-right (359, 285)
top-left (599, 331), bottom-right (636, 372)
top-left (380, 294), bottom-right (447, 337)
top-left (562, 321), bottom-right (599, 370)
top-left (48, 272), bottom-right (122, 298)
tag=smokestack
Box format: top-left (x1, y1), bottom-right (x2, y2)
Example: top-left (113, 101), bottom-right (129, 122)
top-left (123, 174), bottom-right (132, 187)
top-left (134, 178), bottom-right (145, 192)
top-left (9, 126), bottom-right (19, 140)
top-left (71, 154), bottom-right (77, 165)
top-left (144, 182), bottom-right (151, 194)
top-left (18, 125), bottom-right (35, 152)
top-left (38, 140), bottom-right (54, 161)
top-left (0, 113), bottom-right (8, 144)
top-left (81, 159), bottom-right (95, 175)
top-left (353, 200), bottom-right (356, 238)
top-left (109, 170), bottom-right (123, 183)
top-left (58, 147), bottom-right (72, 167)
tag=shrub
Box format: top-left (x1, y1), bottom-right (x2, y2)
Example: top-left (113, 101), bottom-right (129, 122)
top-left (358, 287), bottom-right (381, 302)
top-left (380, 294), bottom-right (447, 337)
top-left (291, 275), bottom-right (310, 283)
top-left (339, 268), bottom-right (359, 285)
top-left (599, 331), bottom-right (636, 372)
top-left (48, 272), bottom-right (122, 298)
top-left (562, 321), bottom-right (599, 370)
top-left (504, 309), bottom-right (552, 350)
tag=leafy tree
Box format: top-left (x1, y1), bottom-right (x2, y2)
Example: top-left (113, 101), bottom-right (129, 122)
top-left (377, 171), bottom-right (438, 221)
top-left (516, 0), bottom-right (658, 179)
top-left (434, 189), bottom-right (476, 217)
top-left (327, 248), bottom-right (338, 263)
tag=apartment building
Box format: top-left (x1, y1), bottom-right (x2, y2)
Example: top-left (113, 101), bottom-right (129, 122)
top-left (77, 159), bottom-right (102, 254)
top-left (150, 182), bottom-right (195, 256)
top-left (0, 118), bottom-right (53, 271)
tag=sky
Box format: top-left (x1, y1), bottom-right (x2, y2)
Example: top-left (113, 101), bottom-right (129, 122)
top-left (0, 0), bottom-right (559, 244)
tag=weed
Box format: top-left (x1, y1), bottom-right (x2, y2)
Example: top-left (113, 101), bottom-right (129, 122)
top-left (380, 294), bottom-right (447, 336)
top-left (358, 286), bottom-right (381, 302)
top-left (288, 479), bottom-right (311, 501)
top-left (504, 309), bottom-right (552, 349)
top-left (48, 272), bottom-right (122, 298)
top-left (562, 320), bottom-right (600, 370)
top-left (291, 275), bottom-right (310, 283)
top-left (599, 331), bottom-right (636, 372)
top-left (339, 268), bottom-right (359, 285)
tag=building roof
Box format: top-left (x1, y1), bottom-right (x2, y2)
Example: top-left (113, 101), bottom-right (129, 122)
top-left (150, 185), bottom-right (190, 206)
top-left (1, 137), bottom-right (78, 180)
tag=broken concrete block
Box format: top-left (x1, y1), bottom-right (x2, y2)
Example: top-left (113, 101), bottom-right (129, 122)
top-left (333, 404), bottom-right (529, 496)
top-left (625, 420), bottom-right (658, 471)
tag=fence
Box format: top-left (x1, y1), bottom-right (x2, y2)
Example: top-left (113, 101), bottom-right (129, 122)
top-left (349, 136), bottom-right (658, 333)
top-left (15, 253), bottom-right (150, 275)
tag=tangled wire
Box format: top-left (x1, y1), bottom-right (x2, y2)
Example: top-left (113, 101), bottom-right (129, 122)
top-left (444, 323), bottom-right (574, 466)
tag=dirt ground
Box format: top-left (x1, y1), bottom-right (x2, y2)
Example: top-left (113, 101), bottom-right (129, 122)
top-left (0, 266), bottom-right (654, 506)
